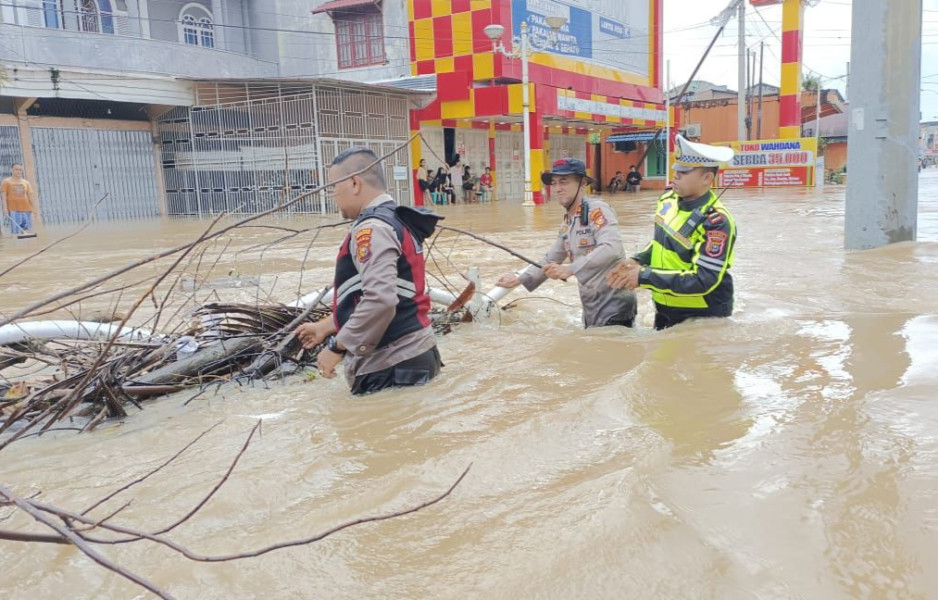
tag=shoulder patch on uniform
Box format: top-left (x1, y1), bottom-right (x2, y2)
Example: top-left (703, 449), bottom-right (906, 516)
top-left (589, 208), bottom-right (606, 228)
top-left (355, 227), bottom-right (373, 262)
top-left (707, 211), bottom-right (725, 226)
top-left (705, 230), bottom-right (728, 257)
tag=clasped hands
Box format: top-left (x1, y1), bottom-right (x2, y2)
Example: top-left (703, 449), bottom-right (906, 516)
top-left (606, 259), bottom-right (642, 291)
top-left (495, 262), bottom-right (572, 288)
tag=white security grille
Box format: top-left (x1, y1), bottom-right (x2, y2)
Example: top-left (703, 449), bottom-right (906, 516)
top-left (158, 82), bottom-right (414, 216)
top-left (31, 127), bottom-right (161, 224)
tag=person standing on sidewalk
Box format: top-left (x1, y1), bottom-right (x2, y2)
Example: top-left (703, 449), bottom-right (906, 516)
top-left (1, 164), bottom-right (37, 236)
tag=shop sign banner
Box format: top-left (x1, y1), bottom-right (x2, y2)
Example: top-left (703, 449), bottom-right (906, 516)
top-left (717, 138), bottom-right (818, 187)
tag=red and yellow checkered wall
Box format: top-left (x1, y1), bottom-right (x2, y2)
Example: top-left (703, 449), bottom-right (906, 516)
top-left (408, 0), bottom-right (666, 204)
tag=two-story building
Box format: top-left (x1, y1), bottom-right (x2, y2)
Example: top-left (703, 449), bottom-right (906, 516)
top-left (0, 0), bottom-right (423, 224)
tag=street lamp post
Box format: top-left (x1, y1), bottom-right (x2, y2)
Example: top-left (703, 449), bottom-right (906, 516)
top-left (484, 18), bottom-right (567, 206)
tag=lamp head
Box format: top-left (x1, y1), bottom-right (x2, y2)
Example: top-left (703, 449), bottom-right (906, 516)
top-left (545, 16), bottom-right (567, 31)
top-left (483, 24), bottom-right (505, 42)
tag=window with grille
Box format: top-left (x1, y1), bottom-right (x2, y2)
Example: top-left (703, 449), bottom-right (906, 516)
top-left (178, 3), bottom-right (214, 48)
top-left (334, 7), bottom-right (385, 69)
top-left (78, 0), bottom-right (98, 32)
top-left (37, 0), bottom-right (117, 34)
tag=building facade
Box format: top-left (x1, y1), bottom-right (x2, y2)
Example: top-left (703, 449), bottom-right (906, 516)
top-left (0, 0), bottom-right (422, 226)
top-left (406, 0), bottom-right (666, 203)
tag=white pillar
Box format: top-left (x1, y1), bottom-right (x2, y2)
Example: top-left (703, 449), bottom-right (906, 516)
top-left (521, 22), bottom-right (533, 207)
top-left (211, 0), bottom-right (226, 50)
top-left (139, 0), bottom-right (151, 38)
top-left (126, 0), bottom-right (141, 37)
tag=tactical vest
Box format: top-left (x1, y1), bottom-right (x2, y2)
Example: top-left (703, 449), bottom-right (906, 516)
top-left (333, 202), bottom-right (431, 348)
top-left (648, 190), bottom-right (735, 309)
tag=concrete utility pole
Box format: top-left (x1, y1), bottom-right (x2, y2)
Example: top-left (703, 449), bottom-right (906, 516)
top-left (845, 0), bottom-right (923, 250)
top-left (737, 1), bottom-right (746, 141)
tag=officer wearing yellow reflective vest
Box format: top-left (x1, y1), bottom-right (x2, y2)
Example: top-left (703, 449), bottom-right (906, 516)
top-left (607, 135), bottom-right (737, 330)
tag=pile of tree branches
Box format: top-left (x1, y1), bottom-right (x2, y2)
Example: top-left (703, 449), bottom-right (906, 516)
top-left (0, 136), bottom-right (474, 445)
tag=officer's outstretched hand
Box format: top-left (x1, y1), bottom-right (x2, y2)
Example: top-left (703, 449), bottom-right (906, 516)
top-left (296, 319), bottom-right (335, 350)
top-left (607, 259), bottom-right (641, 291)
top-left (496, 274), bottom-right (522, 288)
top-left (543, 263), bottom-right (573, 280)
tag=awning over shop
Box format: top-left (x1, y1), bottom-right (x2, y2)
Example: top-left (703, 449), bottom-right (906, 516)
top-left (607, 132), bottom-right (658, 143)
top-left (312, 0), bottom-right (378, 14)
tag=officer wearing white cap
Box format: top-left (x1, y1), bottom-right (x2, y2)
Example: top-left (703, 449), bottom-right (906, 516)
top-left (497, 158), bottom-right (637, 328)
top-left (607, 134), bottom-right (737, 330)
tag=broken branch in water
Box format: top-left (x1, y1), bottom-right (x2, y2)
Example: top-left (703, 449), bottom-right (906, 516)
top-left (0, 421), bottom-right (471, 599)
top-left (0, 132), bottom-right (490, 439)
top-left (436, 225), bottom-right (544, 269)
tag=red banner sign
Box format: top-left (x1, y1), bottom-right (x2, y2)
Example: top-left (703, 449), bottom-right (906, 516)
top-left (718, 166), bottom-right (813, 187)
top-left (716, 138), bottom-right (817, 187)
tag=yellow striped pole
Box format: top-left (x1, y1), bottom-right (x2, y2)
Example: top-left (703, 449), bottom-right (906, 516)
top-left (778, 0), bottom-right (804, 139)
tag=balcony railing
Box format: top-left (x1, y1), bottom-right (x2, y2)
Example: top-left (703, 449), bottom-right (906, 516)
top-left (0, 1), bottom-right (278, 80)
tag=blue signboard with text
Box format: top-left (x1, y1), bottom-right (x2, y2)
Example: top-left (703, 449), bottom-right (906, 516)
top-left (511, 0), bottom-right (593, 60)
top-left (599, 16), bottom-right (629, 40)
top-left (508, 0), bottom-right (650, 78)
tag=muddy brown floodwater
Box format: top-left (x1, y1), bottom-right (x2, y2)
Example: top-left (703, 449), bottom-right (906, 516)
top-left (1, 172), bottom-right (937, 599)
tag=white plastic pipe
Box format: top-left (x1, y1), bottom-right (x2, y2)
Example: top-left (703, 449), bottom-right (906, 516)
top-left (0, 321), bottom-right (155, 347)
top-left (293, 287), bottom-right (461, 311)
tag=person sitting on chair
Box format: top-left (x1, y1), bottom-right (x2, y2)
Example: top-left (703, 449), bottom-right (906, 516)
top-left (434, 167), bottom-right (455, 204)
top-left (479, 166), bottom-right (494, 201)
top-left (462, 165), bottom-right (477, 202)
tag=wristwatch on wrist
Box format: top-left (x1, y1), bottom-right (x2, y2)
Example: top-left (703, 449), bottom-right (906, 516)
top-left (326, 335), bottom-right (346, 355)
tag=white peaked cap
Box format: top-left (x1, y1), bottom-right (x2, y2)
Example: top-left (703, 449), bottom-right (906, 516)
top-left (673, 134), bottom-right (735, 172)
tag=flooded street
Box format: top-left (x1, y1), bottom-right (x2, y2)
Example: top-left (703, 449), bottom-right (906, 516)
top-left (2, 173), bottom-right (938, 599)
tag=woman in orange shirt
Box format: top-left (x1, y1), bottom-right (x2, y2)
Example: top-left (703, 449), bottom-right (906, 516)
top-left (1, 164), bottom-right (36, 235)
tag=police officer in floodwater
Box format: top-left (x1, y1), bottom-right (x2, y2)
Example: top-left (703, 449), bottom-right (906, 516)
top-left (497, 157), bottom-right (637, 328)
top-left (607, 135), bottom-right (737, 330)
top-left (296, 147), bottom-right (443, 395)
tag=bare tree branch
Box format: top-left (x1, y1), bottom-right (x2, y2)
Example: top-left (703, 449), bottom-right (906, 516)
top-left (82, 421), bottom-right (224, 516)
top-left (37, 464), bottom-right (472, 562)
top-left (0, 484), bottom-right (175, 600)
top-left (0, 529), bottom-right (70, 544)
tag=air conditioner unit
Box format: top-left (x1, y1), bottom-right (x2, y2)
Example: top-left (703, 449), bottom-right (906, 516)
top-left (684, 124), bottom-right (703, 138)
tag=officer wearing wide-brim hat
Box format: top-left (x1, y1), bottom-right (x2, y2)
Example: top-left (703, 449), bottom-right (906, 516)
top-left (496, 157), bottom-right (637, 328)
top-left (607, 134), bottom-right (738, 330)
